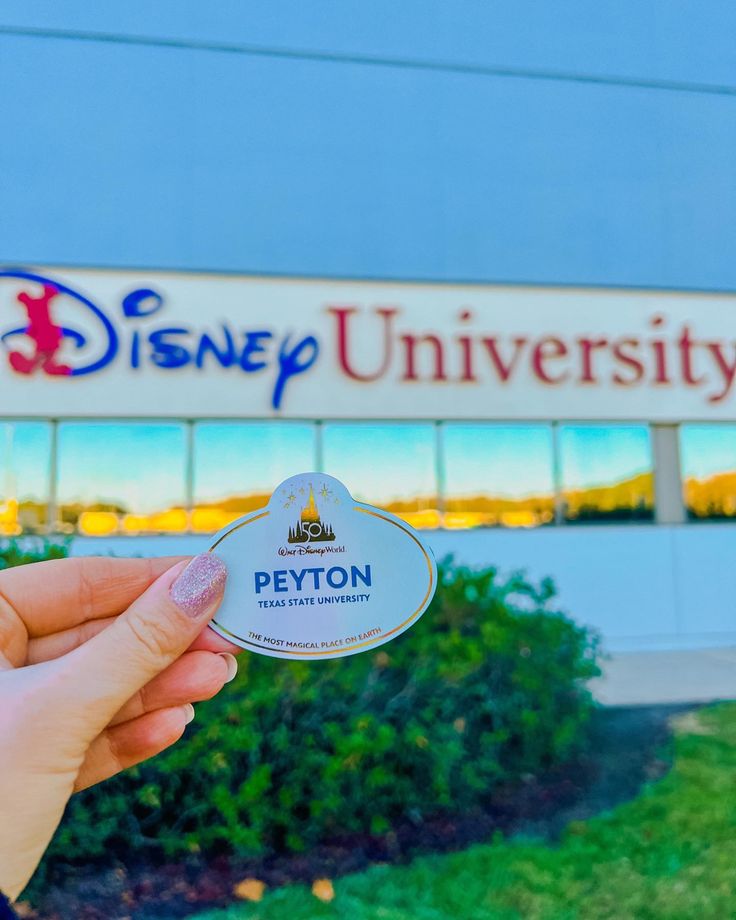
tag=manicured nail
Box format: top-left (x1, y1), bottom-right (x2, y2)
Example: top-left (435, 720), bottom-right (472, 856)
top-left (183, 703), bottom-right (195, 725)
top-left (220, 653), bottom-right (238, 683)
top-left (170, 553), bottom-right (227, 618)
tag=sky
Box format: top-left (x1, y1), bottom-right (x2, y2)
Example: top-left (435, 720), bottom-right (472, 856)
top-left (0, 423), bottom-right (50, 502)
top-left (57, 423), bottom-right (187, 511)
top-left (680, 425), bottom-right (736, 480)
top-left (194, 422), bottom-right (316, 500)
top-left (323, 424), bottom-right (437, 504)
top-left (443, 425), bottom-right (554, 498)
top-left (558, 425), bottom-right (653, 490)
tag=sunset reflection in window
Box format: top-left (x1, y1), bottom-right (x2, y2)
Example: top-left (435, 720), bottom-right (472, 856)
top-left (680, 425), bottom-right (736, 520)
top-left (559, 425), bottom-right (654, 523)
top-left (442, 425), bottom-right (555, 528)
top-left (0, 423), bottom-right (51, 535)
top-left (323, 423), bottom-right (439, 528)
top-left (57, 422), bottom-right (187, 535)
top-left (192, 422), bottom-right (316, 533)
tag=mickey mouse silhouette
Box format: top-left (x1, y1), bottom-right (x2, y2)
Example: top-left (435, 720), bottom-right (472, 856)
top-left (9, 284), bottom-right (71, 375)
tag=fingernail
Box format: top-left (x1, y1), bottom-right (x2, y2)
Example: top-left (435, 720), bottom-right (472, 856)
top-left (183, 703), bottom-right (195, 725)
top-left (170, 553), bottom-right (227, 619)
top-left (219, 652), bottom-right (238, 683)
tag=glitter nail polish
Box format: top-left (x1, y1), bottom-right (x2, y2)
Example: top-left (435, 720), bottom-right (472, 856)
top-left (170, 553), bottom-right (227, 618)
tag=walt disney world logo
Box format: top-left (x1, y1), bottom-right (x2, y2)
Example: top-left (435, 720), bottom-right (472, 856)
top-left (0, 268), bottom-right (319, 409)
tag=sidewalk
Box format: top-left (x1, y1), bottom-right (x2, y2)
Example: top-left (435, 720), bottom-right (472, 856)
top-left (591, 647), bottom-right (736, 706)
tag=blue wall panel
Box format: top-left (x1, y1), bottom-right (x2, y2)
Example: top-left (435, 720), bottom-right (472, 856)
top-left (1, 6), bottom-right (735, 289)
top-left (2, 0), bottom-right (736, 87)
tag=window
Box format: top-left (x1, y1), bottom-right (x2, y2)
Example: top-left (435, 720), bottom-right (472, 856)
top-left (0, 417), bottom-right (694, 535)
top-left (57, 422), bottom-right (187, 535)
top-left (680, 424), bottom-right (736, 521)
top-left (0, 422), bottom-right (51, 534)
top-left (192, 422), bottom-right (316, 533)
top-left (442, 424), bottom-right (554, 528)
top-left (322, 423), bottom-right (439, 528)
top-left (558, 424), bottom-right (654, 523)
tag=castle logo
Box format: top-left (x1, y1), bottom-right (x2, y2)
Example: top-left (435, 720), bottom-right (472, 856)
top-left (288, 485), bottom-right (336, 544)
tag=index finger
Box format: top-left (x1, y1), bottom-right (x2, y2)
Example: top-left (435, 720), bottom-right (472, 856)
top-left (0, 555), bottom-right (187, 638)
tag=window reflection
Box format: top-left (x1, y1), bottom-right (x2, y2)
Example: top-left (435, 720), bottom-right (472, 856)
top-left (192, 422), bottom-right (316, 533)
top-left (57, 423), bottom-right (187, 535)
top-left (0, 423), bottom-right (51, 534)
top-left (442, 425), bottom-right (554, 528)
top-left (4, 417), bottom-right (712, 535)
top-left (680, 424), bottom-right (736, 520)
top-left (322, 423), bottom-right (439, 528)
top-left (559, 425), bottom-right (654, 523)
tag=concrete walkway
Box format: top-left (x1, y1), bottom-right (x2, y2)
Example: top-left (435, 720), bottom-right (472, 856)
top-left (591, 647), bottom-right (736, 706)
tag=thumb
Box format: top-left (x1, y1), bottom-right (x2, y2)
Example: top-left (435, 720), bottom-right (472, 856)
top-left (50, 553), bottom-right (228, 740)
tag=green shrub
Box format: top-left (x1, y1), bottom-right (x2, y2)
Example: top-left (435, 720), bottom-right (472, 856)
top-left (0, 537), bottom-right (69, 568)
top-left (44, 559), bottom-right (599, 867)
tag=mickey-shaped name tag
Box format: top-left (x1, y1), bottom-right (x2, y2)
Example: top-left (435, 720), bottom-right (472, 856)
top-left (208, 473), bottom-right (437, 660)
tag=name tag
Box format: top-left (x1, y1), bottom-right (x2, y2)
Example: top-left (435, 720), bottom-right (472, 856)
top-left (208, 473), bottom-right (437, 659)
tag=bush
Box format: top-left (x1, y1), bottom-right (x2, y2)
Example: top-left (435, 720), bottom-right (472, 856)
top-left (0, 537), bottom-right (69, 569)
top-left (33, 558), bottom-right (599, 869)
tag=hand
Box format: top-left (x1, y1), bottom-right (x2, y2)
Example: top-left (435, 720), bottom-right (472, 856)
top-left (0, 553), bottom-right (233, 900)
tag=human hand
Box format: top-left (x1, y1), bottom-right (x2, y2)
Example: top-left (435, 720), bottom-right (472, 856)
top-left (0, 553), bottom-right (233, 900)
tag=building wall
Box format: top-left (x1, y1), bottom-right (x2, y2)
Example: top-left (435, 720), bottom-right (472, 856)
top-left (71, 523), bottom-right (736, 653)
top-left (3, 3), bottom-right (736, 651)
top-left (1, 2), bottom-right (736, 289)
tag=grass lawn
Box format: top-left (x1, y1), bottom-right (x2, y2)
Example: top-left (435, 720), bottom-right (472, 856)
top-left (194, 702), bottom-right (736, 920)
